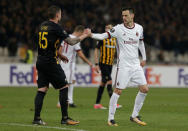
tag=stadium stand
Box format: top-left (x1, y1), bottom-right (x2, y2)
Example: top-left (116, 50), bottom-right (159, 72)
top-left (0, 0), bottom-right (187, 64)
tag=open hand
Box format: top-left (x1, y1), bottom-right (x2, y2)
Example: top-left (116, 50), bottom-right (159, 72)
top-left (84, 28), bottom-right (92, 37)
top-left (89, 62), bottom-right (93, 68)
top-left (61, 55), bottom-right (69, 63)
top-left (140, 60), bottom-right (146, 67)
top-left (95, 65), bottom-right (100, 73)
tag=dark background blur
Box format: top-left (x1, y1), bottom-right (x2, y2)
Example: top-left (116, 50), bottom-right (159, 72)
top-left (0, 0), bottom-right (187, 64)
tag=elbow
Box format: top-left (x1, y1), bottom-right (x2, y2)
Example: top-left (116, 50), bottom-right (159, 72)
top-left (78, 53), bottom-right (82, 58)
top-left (65, 37), bottom-right (81, 45)
top-left (64, 38), bottom-right (74, 46)
top-left (64, 40), bottom-right (72, 46)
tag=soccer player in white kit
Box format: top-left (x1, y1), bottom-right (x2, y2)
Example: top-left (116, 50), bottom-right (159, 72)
top-left (89, 7), bottom-right (149, 126)
top-left (58, 25), bottom-right (93, 107)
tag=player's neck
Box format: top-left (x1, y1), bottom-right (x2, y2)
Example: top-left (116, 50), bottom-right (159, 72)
top-left (49, 19), bottom-right (58, 24)
top-left (124, 22), bottom-right (135, 29)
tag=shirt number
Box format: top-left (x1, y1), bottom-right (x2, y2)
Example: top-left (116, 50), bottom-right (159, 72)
top-left (63, 42), bottom-right (69, 53)
top-left (39, 32), bottom-right (48, 49)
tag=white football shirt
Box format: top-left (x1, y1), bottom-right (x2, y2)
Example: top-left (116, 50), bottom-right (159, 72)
top-left (60, 34), bottom-right (81, 63)
top-left (60, 34), bottom-right (81, 82)
top-left (108, 23), bottom-right (144, 67)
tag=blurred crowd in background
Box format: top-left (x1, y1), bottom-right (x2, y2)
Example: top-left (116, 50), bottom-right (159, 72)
top-left (0, 0), bottom-right (187, 64)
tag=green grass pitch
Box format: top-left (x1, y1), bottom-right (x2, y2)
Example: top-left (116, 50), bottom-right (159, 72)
top-left (0, 87), bottom-right (188, 131)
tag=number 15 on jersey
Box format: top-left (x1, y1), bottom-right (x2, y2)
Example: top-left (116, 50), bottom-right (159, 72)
top-left (39, 32), bottom-right (48, 49)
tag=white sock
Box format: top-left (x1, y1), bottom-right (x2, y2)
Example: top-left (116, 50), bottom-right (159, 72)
top-left (68, 84), bottom-right (74, 104)
top-left (108, 93), bottom-right (120, 121)
top-left (131, 91), bottom-right (147, 118)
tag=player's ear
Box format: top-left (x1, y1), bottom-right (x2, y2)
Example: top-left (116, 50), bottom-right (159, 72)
top-left (131, 13), bottom-right (135, 19)
top-left (55, 13), bottom-right (58, 19)
top-left (56, 11), bottom-right (59, 19)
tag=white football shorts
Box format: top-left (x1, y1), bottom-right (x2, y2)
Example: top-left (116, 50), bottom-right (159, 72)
top-left (114, 65), bottom-right (147, 89)
top-left (60, 62), bottom-right (75, 83)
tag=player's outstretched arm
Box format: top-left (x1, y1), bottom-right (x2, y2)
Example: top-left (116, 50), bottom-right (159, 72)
top-left (65, 28), bottom-right (91, 46)
top-left (65, 36), bottom-right (85, 46)
top-left (91, 32), bottom-right (109, 40)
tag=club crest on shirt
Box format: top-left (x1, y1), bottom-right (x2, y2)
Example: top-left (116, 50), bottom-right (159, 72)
top-left (136, 32), bottom-right (139, 37)
top-left (110, 28), bottom-right (115, 33)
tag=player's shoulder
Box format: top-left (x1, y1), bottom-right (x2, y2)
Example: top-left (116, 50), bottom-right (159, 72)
top-left (109, 24), bottom-right (122, 33)
top-left (40, 20), bottom-right (61, 31)
top-left (134, 23), bottom-right (143, 30)
top-left (41, 21), bottom-right (58, 27)
top-left (113, 24), bottom-right (123, 29)
top-left (40, 20), bottom-right (49, 26)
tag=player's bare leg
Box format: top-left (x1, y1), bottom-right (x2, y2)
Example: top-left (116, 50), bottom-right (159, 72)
top-left (59, 85), bottom-right (80, 125)
top-left (108, 88), bottom-right (122, 126)
top-left (130, 84), bottom-right (149, 126)
top-left (33, 87), bottom-right (49, 125)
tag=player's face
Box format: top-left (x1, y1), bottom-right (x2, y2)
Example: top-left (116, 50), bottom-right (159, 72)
top-left (56, 10), bottom-right (62, 22)
top-left (122, 10), bottom-right (134, 25)
top-left (105, 25), bottom-right (112, 32)
top-left (78, 31), bottom-right (84, 36)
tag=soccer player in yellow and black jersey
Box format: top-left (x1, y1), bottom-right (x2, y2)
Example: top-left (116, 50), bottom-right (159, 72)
top-left (94, 25), bottom-right (121, 109)
top-left (33, 5), bottom-right (90, 125)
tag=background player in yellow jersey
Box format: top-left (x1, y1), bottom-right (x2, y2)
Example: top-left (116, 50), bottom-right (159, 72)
top-left (94, 24), bottom-right (122, 109)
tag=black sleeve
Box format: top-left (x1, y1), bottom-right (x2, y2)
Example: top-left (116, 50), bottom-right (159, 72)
top-left (57, 26), bottom-right (69, 41)
top-left (96, 41), bottom-right (102, 49)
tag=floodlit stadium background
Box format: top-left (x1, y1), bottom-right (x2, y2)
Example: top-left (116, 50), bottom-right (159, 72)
top-left (0, 0), bottom-right (187, 87)
top-left (0, 1), bottom-right (188, 131)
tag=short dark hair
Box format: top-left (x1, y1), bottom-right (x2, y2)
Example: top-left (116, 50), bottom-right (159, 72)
top-left (122, 7), bottom-right (134, 14)
top-left (47, 5), bottom-right (61, 19)
top-left (74, 25), bottom-right (85, 32)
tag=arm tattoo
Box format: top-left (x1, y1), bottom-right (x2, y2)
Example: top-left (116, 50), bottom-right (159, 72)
top-left (64, 37), bottom-right (81, 45)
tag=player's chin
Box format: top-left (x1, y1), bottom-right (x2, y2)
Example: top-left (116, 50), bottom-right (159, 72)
top-left (123, 21), bottom-right (127, 24)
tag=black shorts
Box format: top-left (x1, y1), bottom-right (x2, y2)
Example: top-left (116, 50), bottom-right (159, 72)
top-left (36, 60), bottom-right (68, 89)
top-left (99, 63), bottom-right (112, 83)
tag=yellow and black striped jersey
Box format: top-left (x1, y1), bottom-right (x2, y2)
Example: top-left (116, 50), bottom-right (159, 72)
top-left (96, 38), bottom-right (116, 65)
